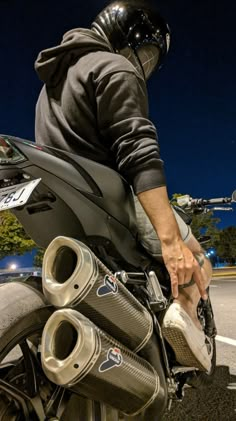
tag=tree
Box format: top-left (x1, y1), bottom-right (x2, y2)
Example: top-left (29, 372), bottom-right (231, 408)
top-left (190, 212), bottom-right (221, 248)
top-left (33, 247), bottom-right (45, 267)
top-left (171, 193), bottom-right (221, 248)
top-left (0, 211), bottom-right (36, 260)
top-left (216, 226), bottom-right (236, 265)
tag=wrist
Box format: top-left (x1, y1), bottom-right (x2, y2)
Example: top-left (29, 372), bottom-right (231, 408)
top-left (160, 233), bottom-right (182, 246)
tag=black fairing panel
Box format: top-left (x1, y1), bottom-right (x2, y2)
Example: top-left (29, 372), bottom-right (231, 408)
top-left (7, 137), bottom-right (138, 235)
top-left (0, 136), bottom-right (151, 270)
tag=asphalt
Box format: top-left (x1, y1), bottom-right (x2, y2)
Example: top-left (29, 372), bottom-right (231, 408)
top-left (211, 277), bottom-right (236, 375)
top-left (163, 366), bottom-right (236, 421)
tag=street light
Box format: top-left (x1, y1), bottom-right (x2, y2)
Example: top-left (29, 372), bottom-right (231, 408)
top-left (9, 263), bottom-right (17, 270)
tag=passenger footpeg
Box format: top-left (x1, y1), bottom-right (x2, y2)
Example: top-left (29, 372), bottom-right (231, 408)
top-left (147, 271), bottom-right (167, 311)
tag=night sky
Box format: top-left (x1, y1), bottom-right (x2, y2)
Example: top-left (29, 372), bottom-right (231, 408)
top-left (0, 0), bottom-right (236, 266)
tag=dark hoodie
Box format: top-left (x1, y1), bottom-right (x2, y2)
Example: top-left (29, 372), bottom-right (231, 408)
top-left (35, 28), bottom-right (166, 194)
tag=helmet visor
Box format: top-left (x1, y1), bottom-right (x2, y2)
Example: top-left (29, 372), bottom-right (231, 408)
top-left (136, 45), bottom-right (160, 80)
top-left (119, 44), bottom-right (160, 80)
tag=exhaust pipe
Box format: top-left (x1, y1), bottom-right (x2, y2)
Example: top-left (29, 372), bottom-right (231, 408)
top-left (42, 236), bottom-right (153, 352)
top-left (41, 308), bottom-right (160, 417)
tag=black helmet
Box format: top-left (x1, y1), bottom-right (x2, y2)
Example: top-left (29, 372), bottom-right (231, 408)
top-left (91, 0), bottom-right (170, 80)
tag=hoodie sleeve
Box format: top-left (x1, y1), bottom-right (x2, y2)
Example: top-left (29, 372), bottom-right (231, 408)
top-left (95, 70), bottom-right (166, 194)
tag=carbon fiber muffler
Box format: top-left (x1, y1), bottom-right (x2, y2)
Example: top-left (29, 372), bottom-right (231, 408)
top-left (42, 236), bottom-right (153, 352)
top-left (41, 309), bottom-right (159, 416)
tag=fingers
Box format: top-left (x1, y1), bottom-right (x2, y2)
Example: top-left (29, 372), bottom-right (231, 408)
top-left (176, 259), bottom-right (185, 286)
top-left (162, 241), bottom-right (208, 299)
top-left (170, 272), bottom-right (179, 299)
top-left (182, 259), bottom-right (193, 285)
top-left (167, 255), bottom-right (207, 300)
top-left (192, 262), bottom-right (208, 300)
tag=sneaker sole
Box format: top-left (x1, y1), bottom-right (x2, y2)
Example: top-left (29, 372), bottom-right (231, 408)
top-left (162, 325), bottom-right (207, 371)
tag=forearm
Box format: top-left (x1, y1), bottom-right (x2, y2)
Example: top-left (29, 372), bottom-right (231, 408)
top-left (137, 186), bottom-right (182, 245)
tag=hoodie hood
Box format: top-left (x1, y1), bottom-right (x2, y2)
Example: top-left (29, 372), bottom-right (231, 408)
top-left (35, 28), bottom-right (113, 87)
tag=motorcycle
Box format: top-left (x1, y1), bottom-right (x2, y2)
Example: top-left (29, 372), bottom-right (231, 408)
top-left (0, 134), bottom-right (234, 420)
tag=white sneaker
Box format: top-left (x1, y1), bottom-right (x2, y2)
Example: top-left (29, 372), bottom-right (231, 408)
top-left (162, 303), bottom-right (213, 372)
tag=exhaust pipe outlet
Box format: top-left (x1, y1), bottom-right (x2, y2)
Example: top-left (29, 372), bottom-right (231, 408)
top-left (41, 308), bottom-right (160, 417)
top-left (42, 236), bottom-right (153, 352)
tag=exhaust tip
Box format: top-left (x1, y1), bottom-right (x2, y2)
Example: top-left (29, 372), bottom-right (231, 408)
top-left (53, 320), bottom-right (78, 360)
top-left (41, 309), bottom-right (100, 386)
top-left (42, 237), bottom-right (98, 307)
top-left (52, 246), bottom-right (78, 284)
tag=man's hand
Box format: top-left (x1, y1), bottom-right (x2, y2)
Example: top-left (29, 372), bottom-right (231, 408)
top-left (137, 186), bottom-right (208, 300)
top-left (161, 239), bottom-right (208, 300)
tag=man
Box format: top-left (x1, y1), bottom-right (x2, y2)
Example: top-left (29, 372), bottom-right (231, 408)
top-left (35, 0), bottom-right (212, 371)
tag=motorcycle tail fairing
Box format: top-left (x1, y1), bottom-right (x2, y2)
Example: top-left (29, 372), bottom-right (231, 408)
top-left (0, 135), bottom-right (153, 270)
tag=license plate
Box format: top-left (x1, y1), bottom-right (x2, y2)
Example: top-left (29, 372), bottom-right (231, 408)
top-left (0, 178), bottom-right (41, 211)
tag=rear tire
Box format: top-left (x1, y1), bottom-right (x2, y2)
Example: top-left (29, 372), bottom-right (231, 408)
top-left (0, 282), bottom-right (53, 420)
top-left (0, 281), bottom-right (50, 360)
